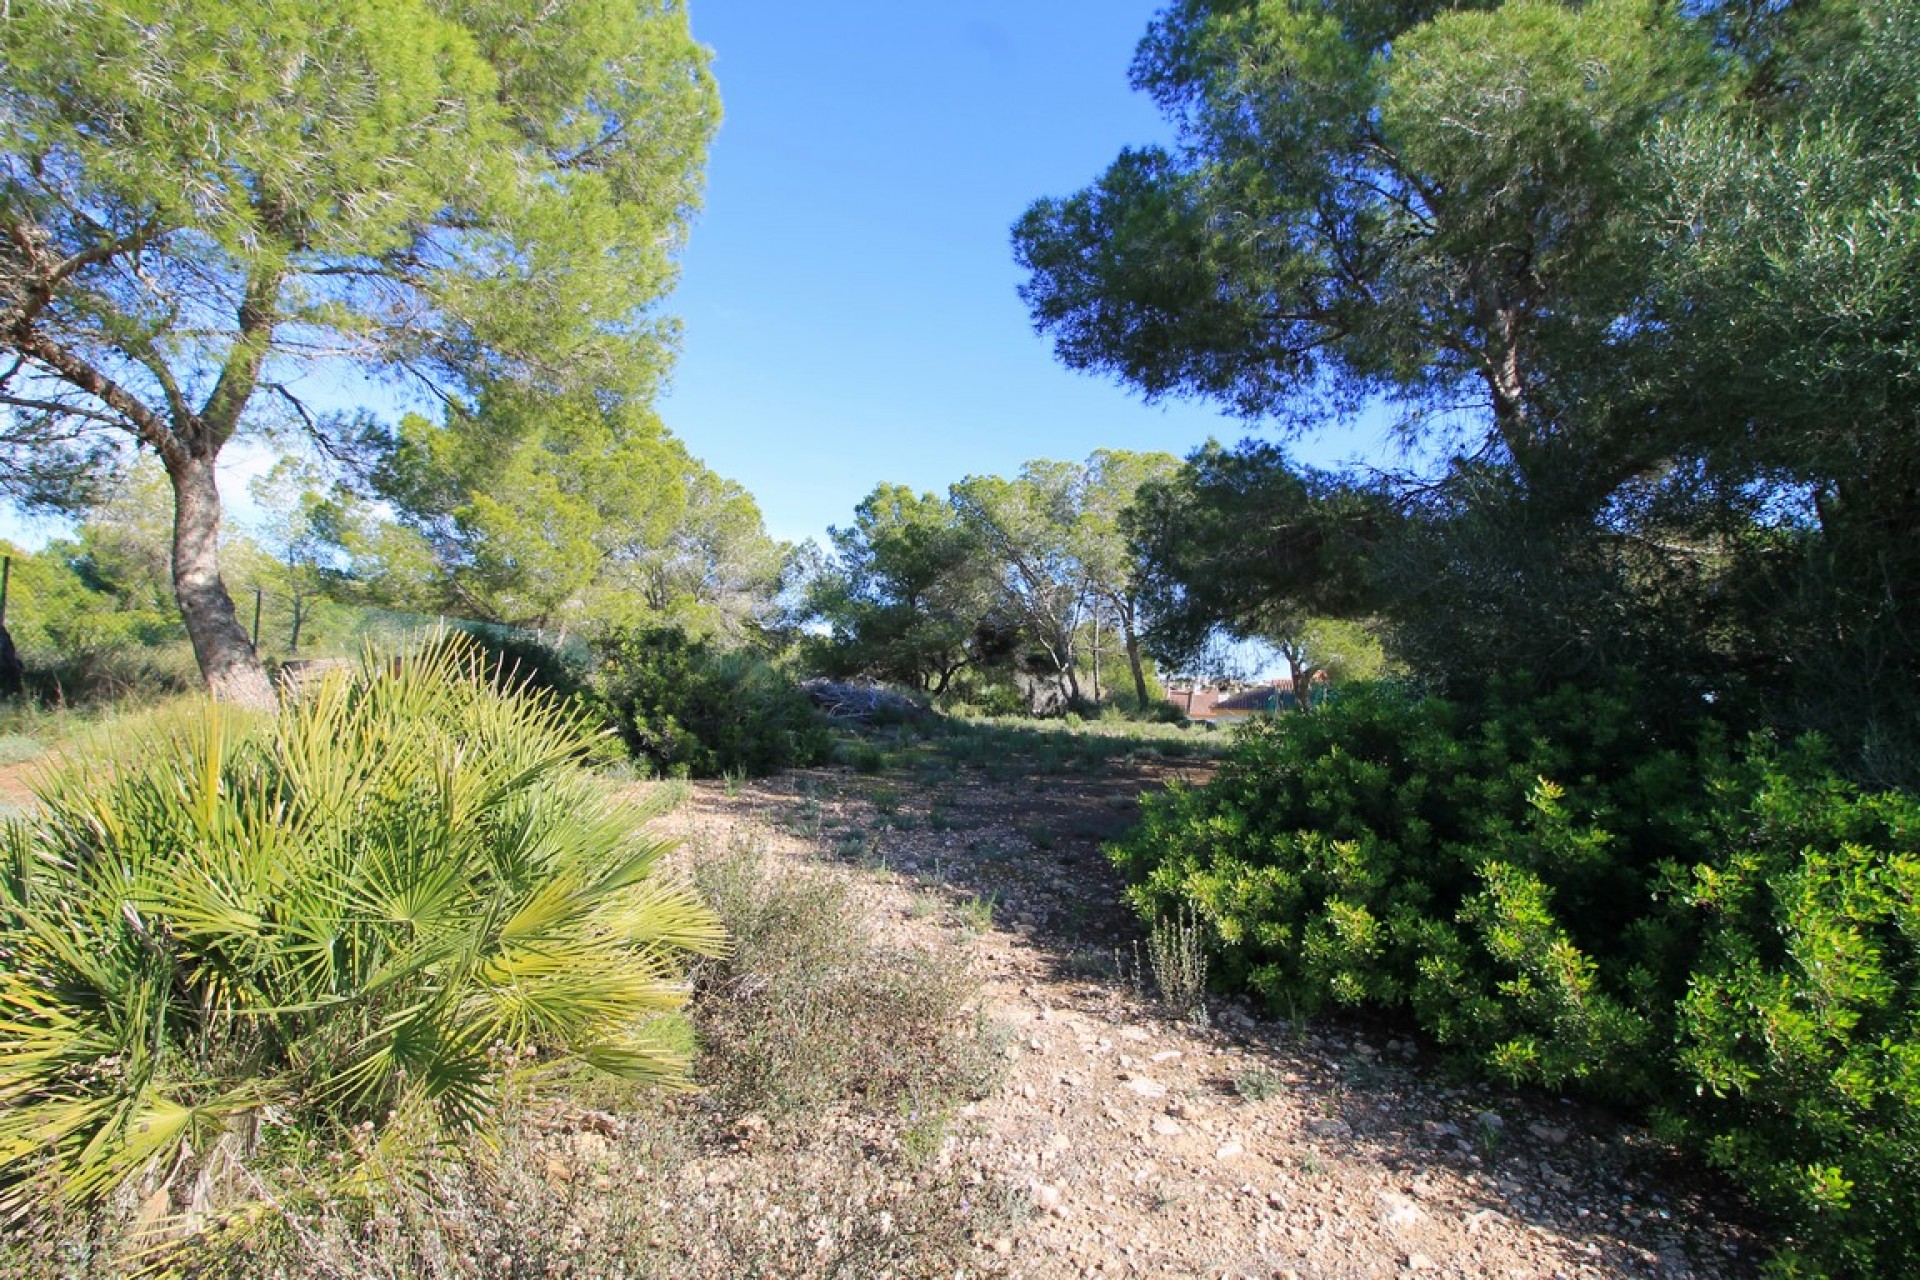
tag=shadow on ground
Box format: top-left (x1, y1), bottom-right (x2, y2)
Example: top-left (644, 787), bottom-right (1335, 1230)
top-left (670, 720), bottom-right (1763, 1279)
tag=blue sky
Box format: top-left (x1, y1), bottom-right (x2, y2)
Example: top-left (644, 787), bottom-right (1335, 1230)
top-left (659, 1), bottom-right (1393, 547)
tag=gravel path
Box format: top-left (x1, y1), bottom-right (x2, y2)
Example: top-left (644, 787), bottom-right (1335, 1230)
top-left (661, 753), bottom-right (1764, 1280)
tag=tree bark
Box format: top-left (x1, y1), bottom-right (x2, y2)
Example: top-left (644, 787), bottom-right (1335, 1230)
top-left (1124, 619), bottom-right (1150, 707)
top-left (1090, 607), bottom-right (1103, 702)
top-left (1281, 644), bottom-right (1317, 713)
top-left (168, 453), bottom-right (277, 709)
top-left (0, 623), bottom-right (22, 697)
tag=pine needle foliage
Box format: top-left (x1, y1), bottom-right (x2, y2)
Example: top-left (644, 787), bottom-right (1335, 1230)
top-left (0, 637), bottom-right (725, 1223)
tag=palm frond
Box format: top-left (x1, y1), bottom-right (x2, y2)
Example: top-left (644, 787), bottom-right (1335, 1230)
top-left (0, 632), bottom-right (723, 1223)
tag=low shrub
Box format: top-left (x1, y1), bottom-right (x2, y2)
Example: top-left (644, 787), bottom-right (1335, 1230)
top-left (685, 831), bottom-right (999, 1122)
top-left (1108, 680), bottom-right (1920, 1276)
top-left (18, 632), bottom-right (201, 705)
top-left (442, 622), bottom-right (593, 705)
top-left (592, 626), bottom-right (831, 778)
top-left (0, 639), bottom-right (724, 1246)
top-left (1110, 680), bottom-right (1705, 1101)
top-left (1677, 742), bottom-right (1920, 1279)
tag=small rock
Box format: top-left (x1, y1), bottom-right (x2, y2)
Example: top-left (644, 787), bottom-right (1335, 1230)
top-left (1125, 1076), bottom-right (1168, 1099)
top-left (1423, 1120), bottom-right (1462, 1140)
top-left (1216, 1140), bottom-right (1245, 1160)
top-left (1305, 1117), bottom-right (1352, 1139)
top-left (1379, 1191), bottom-right (1422, 1228)
top-left (1152, 1116), bottom-right (1184, 1136)
top-left (1120, 1025), bottom-right (1152, 1042)
top-left (1528, 1122), bottom-right (1570, 1146)
top-left (1150, 1049), bottom-right (1182, 1063)
top-left (1406, 1252), bottom-right (1435, 1272)
top-left (1465, 1208), bottom-right (1503, 1234)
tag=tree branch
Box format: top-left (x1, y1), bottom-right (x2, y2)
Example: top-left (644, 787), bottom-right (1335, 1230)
top-left (124, 334), bottom-right (194, 429)
top-left (2, 212), bottom-right (164, 333)
top-left (7, 331), bottom-right (182, 465)
top-left (0, 391), bottom-right (130, 432)
top-left (198, 263), bottom-right (285, 449)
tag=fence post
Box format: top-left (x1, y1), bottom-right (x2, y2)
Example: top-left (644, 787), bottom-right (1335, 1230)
top-left (252, 587), bottom-right (263, 649)
top-left (0, 556), bottom-right (22, 696)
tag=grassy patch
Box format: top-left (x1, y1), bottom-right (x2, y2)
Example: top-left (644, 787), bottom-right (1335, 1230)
top-left (1233, 1067), bottom-right (1287, 1102)
top-left (684, 831), bottom-right (1001, 1122)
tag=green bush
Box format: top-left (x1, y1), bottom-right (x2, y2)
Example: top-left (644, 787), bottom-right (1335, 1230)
top-left (442, 622), bottom-right (593, 705)
top-left (1678, 742), bottom-right (1920, 1278)
top-left (1110, 680), bottom-right (1705, 1101)
top-left (1109, 682), bottom-right (1920, 1276)
top-left (0, 639), bottom-right (724, 1230)
top-left (592, 626), bottom-right (831, 778)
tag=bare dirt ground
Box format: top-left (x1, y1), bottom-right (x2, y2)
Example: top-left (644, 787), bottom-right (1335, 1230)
top-left (0, 759), bottom-right (42, 809)
top-left (659, 746), bottom-right (1764, 1280)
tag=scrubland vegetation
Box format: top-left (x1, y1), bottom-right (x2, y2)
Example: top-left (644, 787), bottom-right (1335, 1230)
top-left (4, 0), bottom-right (1918, 1275)
top-left (0, 642), bottom-right (1012, 1278)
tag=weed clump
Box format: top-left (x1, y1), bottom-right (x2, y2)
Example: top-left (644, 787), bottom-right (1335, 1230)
top-left (686, 831), bottom-right (1000, 1121)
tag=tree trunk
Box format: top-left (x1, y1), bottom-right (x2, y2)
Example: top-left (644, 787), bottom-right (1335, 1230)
top-left (0, 623), bottom-right (22, 697)
top-left (1090, 608), bottom-right (1103, 702)
top-left (1125, 626), bottom-right (1149, 707)
top-left (1282, 645), bottom-right (1316, 713)
top-left (1118, 596), bottom-right (1151, 706)
top-left (169, 453), bottom-right (277, 709)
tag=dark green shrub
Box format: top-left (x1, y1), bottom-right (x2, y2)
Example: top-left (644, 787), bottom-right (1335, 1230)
top-left (1678, 741), bottom-right (1920, 1278)
top-left (1109, 680), bottom-right (1710, 1101)
top-left (1110, 682), bottom-right (1920, 1276)
top-left (443, 622), bottom-right (593, 705)
top-left (593, 626), bottom-right (831, 778)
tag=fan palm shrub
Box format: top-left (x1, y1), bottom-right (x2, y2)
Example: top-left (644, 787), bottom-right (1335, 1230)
top-left (0, 638), bottom-right (725, 1229)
